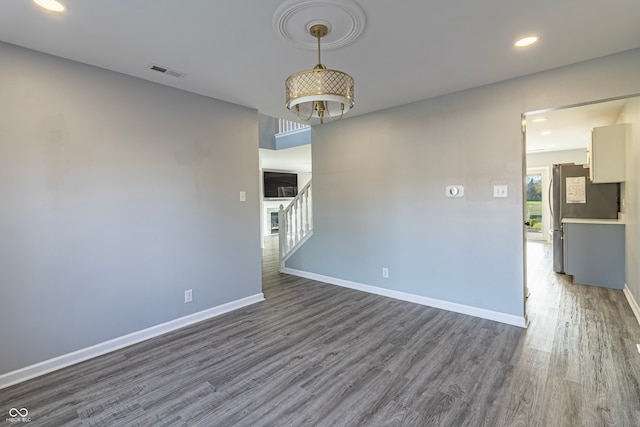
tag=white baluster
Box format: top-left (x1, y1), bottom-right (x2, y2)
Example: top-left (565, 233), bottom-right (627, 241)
top-left (293, 201), bottom-right (299, 245)
top-left (288, 208), bottom-right (293, 251)
top-left (278, 204), bottom-right (286, 261)
top-left (300, 195), bottom-right (304, 237)
top-left (307, 186), bottom-right (312, 231)
top-left (293, 199), bottom-right (298, 244)
top-left (304, 188), bottom-right (310, 234)
top-left (302, 194), bottom-right (306, 227)
top-left (300, 197), bottom-right (304, 239)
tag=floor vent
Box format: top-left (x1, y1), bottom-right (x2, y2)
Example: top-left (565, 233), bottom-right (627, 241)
top-left (147, 64), bottom-right (186, 79)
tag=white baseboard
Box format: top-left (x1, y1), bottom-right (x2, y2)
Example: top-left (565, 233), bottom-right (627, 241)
top-left (624, 285), bottom-right (640, 326)
top-left (0, 293), bottom-right (265, 390)
top-left (281, 268), bottom-right (526, 328)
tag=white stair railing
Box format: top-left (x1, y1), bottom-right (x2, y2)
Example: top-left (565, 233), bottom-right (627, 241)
top-left (278, 180), bottom-right (312, 269)
top-left (278, 119), bottom-right (310, 135)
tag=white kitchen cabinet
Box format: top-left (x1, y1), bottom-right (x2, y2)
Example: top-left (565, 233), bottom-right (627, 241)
top-left (588, 123), bottom-right (627, 183)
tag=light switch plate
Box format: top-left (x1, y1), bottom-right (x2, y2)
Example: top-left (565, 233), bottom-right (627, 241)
top-left (493, 185), bottom-right (508, 198)
top-left (239, 191), bottom-right (246, 202)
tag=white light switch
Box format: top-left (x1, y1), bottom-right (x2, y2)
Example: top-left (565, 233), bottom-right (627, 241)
top-left (493, 185), bottom-right (508, 198)
top-left (239, 191), bottom-right (246, 202)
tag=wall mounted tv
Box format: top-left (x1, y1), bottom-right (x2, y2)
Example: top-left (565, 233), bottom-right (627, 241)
top-left (263, 171), bottom-right (298, 198)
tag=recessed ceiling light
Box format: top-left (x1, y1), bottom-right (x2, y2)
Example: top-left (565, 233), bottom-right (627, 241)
top-left (515, 36), bottom-right (538, 48)
top-left (34, 0), bottom-right (65, 12)
top-left (532, 117), bottom-right (547, 123)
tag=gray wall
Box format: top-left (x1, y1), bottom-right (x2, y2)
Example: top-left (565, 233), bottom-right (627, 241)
top-left (275, 128), bottom-right (311, 150)
top-left (0, 42), bottom-right (262, 375)
top-left (619, 98), bottom-right (640, 312)
top-left (286, 49), bottom-right (640, 318)
top-left (258, 114), bottom-right (278, 150)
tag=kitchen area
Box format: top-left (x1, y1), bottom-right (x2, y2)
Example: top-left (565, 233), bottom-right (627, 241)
top-left (526, 101), bottom-right (631, 291)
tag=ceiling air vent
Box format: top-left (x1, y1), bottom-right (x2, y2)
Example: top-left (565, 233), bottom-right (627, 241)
top-left (147, 64), bottom-right (186, 79)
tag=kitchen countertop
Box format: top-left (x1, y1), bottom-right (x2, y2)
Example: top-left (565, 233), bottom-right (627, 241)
top-left (562, 217), bottom-right (625, 225)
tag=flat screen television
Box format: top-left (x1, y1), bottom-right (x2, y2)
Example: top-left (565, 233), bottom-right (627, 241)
top-left (263, 171), bottom-right (298, 198)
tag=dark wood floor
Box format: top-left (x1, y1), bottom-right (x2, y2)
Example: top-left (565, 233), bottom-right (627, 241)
top-left (1, 238), bottom-right (639, 426)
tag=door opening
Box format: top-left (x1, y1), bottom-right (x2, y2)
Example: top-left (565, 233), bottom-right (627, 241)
top-left (522, 94), bottom-right (638, 319)
top-left (525, 167), bottom-right (550, 242)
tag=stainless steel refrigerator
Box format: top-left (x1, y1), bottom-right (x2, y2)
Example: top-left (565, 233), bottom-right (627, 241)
top-left (551, 163), bottom-right (619, 273)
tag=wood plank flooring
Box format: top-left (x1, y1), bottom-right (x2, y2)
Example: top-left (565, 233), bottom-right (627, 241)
top-left (1, 238), bottom-right (639, 426)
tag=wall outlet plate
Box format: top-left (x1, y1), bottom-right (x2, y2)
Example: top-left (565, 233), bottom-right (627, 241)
top-left (382, 267), bottom-right (389, 278)
top-left (184, 289), bottom-right (193, 303)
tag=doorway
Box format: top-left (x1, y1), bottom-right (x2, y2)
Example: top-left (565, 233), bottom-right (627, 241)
top-left (525, 167), bottom-right (550, 242)
top-left (522, 95), bottom-right (637, 314)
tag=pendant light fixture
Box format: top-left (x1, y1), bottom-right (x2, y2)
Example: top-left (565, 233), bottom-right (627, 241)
top-left (285, 24), bottom-right (354, 124)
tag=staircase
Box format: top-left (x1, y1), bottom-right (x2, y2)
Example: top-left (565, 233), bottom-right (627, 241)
top-left (278, 180), bottom-right (312, 270)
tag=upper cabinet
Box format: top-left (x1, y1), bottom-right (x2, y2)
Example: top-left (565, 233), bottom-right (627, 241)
top-left (588, 123), bottom-right (627, 183)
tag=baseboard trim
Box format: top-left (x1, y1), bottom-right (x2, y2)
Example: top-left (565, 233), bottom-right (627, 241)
top-left (623, 285), bottom-right (640, 326)
top-left (281, 268), bottom-right (526, 328)
top-left (0, 293), bottom-right (265, 390)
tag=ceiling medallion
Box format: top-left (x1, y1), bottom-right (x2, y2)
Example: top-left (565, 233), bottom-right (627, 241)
top-left (272, 0), bottom-right (366, 51)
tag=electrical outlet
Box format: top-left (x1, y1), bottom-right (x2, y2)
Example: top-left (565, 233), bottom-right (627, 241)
top-left (184, 289), bottom-right (193, 303)
top-left (382, 267), bottom-right (389, 278)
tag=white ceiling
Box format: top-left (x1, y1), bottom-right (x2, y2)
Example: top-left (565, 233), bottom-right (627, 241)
top-left (1, 1), bottom-right (640, 124)
top-left (260, 145), bottom-right (312, 173)
top-left (525, 97), bottom-right (634, 153)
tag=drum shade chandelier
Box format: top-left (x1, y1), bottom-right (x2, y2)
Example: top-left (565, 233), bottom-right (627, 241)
top-left (285, 24), bottom-right (354, 124)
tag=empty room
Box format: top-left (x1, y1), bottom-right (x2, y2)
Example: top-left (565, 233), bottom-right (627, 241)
top-left (1, 1), bottom-right (640, 425)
